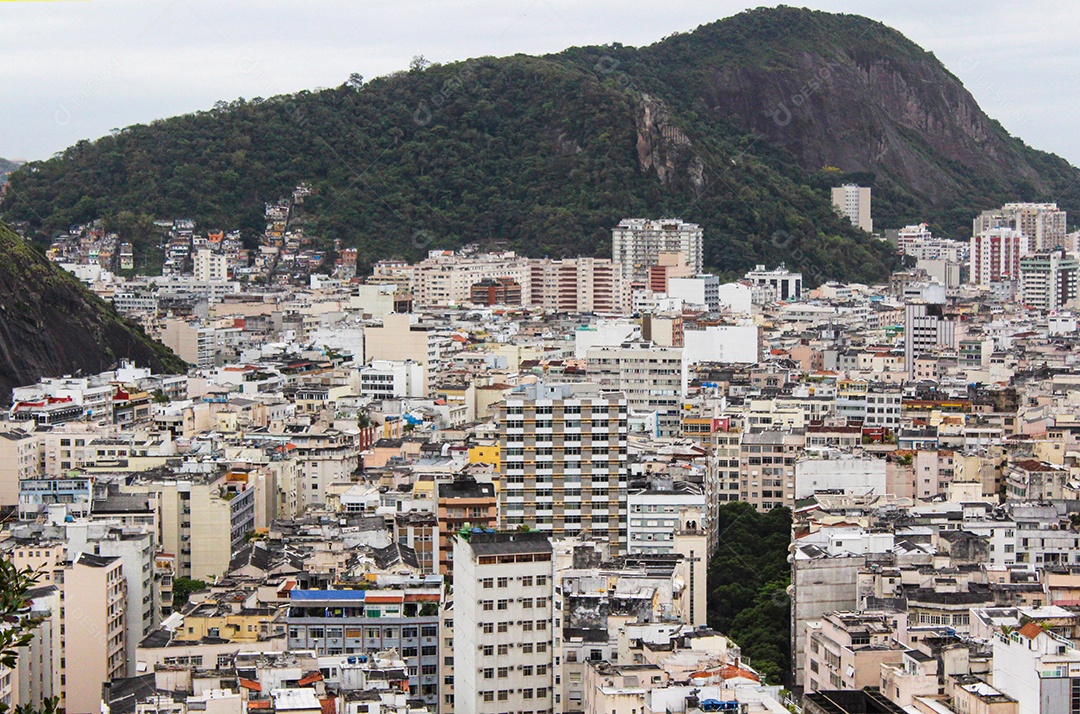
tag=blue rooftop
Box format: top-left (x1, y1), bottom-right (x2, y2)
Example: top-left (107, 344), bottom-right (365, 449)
top-left (289, 590), bottom-right (367, 601)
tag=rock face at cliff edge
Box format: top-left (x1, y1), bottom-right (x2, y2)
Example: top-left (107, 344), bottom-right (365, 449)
top-left (0, 222), bottom-right (185, 403)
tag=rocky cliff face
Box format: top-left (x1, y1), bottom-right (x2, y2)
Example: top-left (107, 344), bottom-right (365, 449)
top-left (0, 223), bottom-right (184, 403)
top-left (635, 94), bottom-right (704, 191)
top-left (629, 6), bottom-right (1078, 233)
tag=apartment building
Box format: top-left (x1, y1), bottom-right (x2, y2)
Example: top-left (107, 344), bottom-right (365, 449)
top-left (970, 228), bottom-right (1030, 286)
top-left (832, 184), bottom-right (873, 232)
top-left (409, 250), bottom-right (531, 307)
top-left (804, 611), bottom-right (908, 694)
top-left (452, 531), bottom-right (555, 714)
top-left (974, 202), bottom-right (1066, 252)
top-left (286, 586), bottom-right (443, 707)
top-left (64, 552), bottom-right (127, 714)
top-left (612, 218), bottom-right (703, 281)
top-left (528, 257), bottom-right (630, 313)
top-left (739, 429), bottom-right (805, 511)
top-left (905, 302), bottom-right (957, 378)
top-left (498, 383), bottom-right (628, 551)
top-left (437, 476), bottom-right (498, 576)
top-left (364, 313), bottom-right (440, 395)
top-left (585, 341), bottom-right (687, 438)
top-left (1019, 248), bottom-right (1079, 311)
top-left (122, 473), bottom-right (255, 580)
top-left (193, 248), bottom-right (229, 282)
top-left (745, 263), bottom-right (803, 302)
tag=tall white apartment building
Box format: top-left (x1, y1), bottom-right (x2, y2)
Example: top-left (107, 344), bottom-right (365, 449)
top-left (1019, 248), bottom-right (1080, 311)
top-left (452, 531), bottom-right (555, 714)
top-left (974, 202), bottom-right (1067, 251)
top-left (970, 228), bottom-right (1030, 286)
top-left (904, 302), bottom-right (956, 377)
top-left (193, 248), bottom-right (229, 282)
top-left (896, 223), bottom-right (932, 255)
top-left (611, 218), bottom-right (703, 281)
top-left (831, 184), bottom-right (873, 232)
top-left (499, 383), bottom-right (628, 551)
top-left (585, 342), bottom-right (687, 438)
top-left (528, 257), bottom-right (630, 313)
top-left (410, 250), bottom-right (531, 306)
top-left (744, 263), bottom-right (803, 302)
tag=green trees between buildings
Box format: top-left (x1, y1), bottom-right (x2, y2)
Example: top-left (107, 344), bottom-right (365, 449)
top-left (707, 502), bottom-right (793, 687)
top-left (171, 576), bottom-right (209, 612)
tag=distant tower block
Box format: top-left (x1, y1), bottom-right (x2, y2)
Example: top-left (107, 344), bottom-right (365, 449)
top-left (831, 184), bottom-right (873, 233)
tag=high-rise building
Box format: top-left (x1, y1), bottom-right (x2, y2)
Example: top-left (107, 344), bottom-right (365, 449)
top-left (611, 218), bottom-right (703, 281)
top-left (970, 228), bottom-right (1030, 286)
top-left (974, 202), bottom-right (1066, 252)
top-left (585, 342), bottom-right (687, 438)
top-left (452, 531), bottom-right (555, 714)
top-left (904, 302), bottom-right (956, 377)
top-left (437, 476), bottom-right (498, 577)
top-left (409, 250), bottom-right (532, 307)
top-left (1019, 248), bottom-right (1080, 311)
top-left (193, 248), bottom-right (228, 282)
top-left (896, 223), bottom-right (932, 255)
top-left (364, 314), bottom-right (440, 395)
top-left (498, 383), bottom-right (628, 550)
top-left (745, 264), bottom-right (803, 302)
top-left (831, 184), bottom-right (873, 232)
top-left (528, 257), bottom-right (629, 313)
top-left (62, 552), bottom-right (127, 714)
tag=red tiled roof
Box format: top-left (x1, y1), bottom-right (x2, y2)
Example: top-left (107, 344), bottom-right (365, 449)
top-left (239, 678), bottom-right (262, 692)
top-left (298, 672), bottom-right (324, 686)
top-left (1018, 621), bottom-right (1043, 640)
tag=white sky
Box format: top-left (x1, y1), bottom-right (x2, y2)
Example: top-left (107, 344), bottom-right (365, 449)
top-left (1, 0), bottom-right (1078, 164)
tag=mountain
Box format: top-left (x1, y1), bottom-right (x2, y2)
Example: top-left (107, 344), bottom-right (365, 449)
top-left (0, 222), bottom-right (186, 403)
top-left (3, 7), bottom-right (1078, 283)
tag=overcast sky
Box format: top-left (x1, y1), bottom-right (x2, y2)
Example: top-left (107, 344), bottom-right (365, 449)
top-left (2, 0), bottom-right (1078, 164)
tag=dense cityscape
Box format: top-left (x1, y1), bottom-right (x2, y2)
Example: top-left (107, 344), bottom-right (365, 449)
top-left (2, 4), bottom-right (1080, 714)
top-left (0, 189), bottom-right (1075, 714)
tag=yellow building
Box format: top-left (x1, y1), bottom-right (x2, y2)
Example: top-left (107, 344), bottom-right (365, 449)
top-left (468, 443), bottom-right (500, 467)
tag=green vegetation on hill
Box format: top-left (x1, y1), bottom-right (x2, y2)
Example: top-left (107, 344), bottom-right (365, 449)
top-left (707, 502), bottom-right (792, 686)
top-left (6, 7), bottom-right (1080, 281)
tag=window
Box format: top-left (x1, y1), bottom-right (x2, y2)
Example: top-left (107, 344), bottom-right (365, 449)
top-left (497, 576), bottom-right (509, 588)
top-left (497, 622), bottom-right (509, 633)
top-left (522, 598), bottom-right (534, 608)
top-left (482, 645), bottom-right (494, 656)
top-left (482, 691), bottom-right (494, 702)
top-left (481, 577), bottom-right (493, 589)
top-left (522, 665), bottom-right (533, 676)
top-left (522, 642), bottom-right (533, 654)
top-left (481, 600), bottom-right (493, 611)
top-left (498, 644), bottom-right (509, 656)
top-left (482, 622), bottom-right (494, 634)
top-left (498, 666), bottom-right (509, 678)
top-left (482, 668), bottom-right (494, 680)
top-left (497, 599), bottom-right (509, 610)
top-left (522, 621), bottom-right (534, 631)
top-left (521, 576), bottom-right (533, 587)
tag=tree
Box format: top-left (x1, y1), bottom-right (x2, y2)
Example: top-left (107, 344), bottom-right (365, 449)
top-left (347, 73), bottom-right (364, 90)
top-left (171, 576), bottom-right (208, 612)
top-left (707, 503), bottom-right (792, 686)
top-left (0, 556), bottom-right (60, 714)
top-left (409, 55), bottom-right (430, 72)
